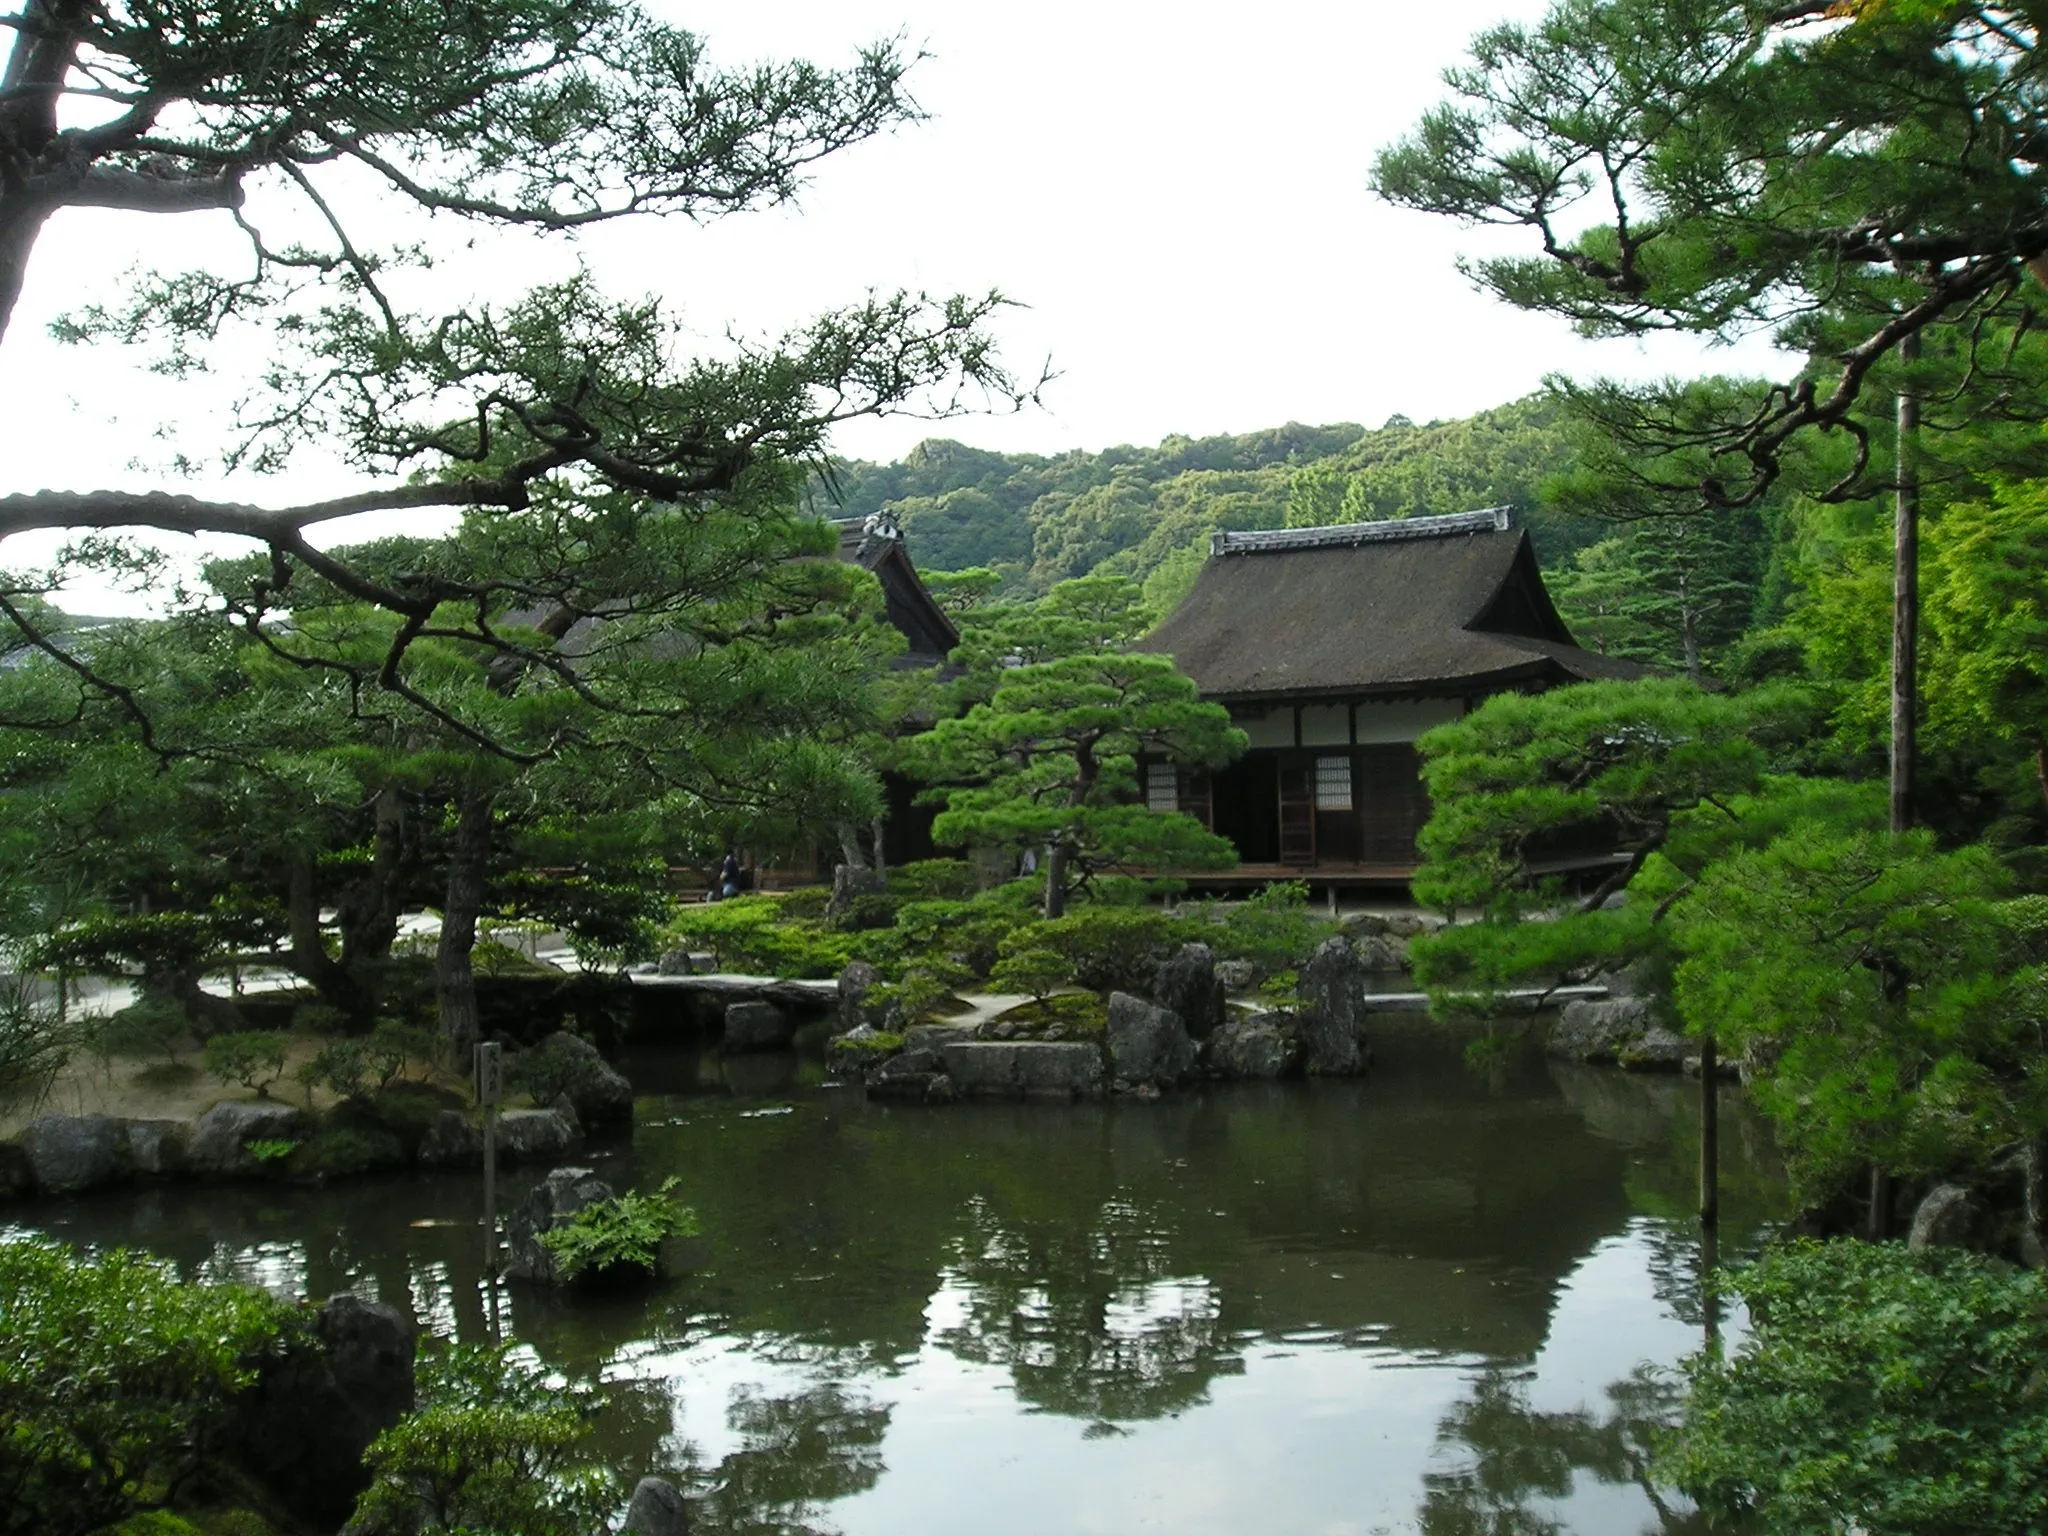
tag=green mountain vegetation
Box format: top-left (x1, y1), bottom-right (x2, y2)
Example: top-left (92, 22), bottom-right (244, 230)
top-left (816, 395), bottom-right (1619, 606)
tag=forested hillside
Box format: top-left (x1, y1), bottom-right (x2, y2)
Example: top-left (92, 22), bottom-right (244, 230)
top-left (816, 394), bottom-right (1613, 606)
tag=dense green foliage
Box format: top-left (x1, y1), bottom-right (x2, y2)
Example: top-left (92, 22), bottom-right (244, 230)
top-left (907, 575), bottom-right (1243, 917)
top-left (0, 1238), bottom-right (296, 1536)
top-left (346, 1343), bottom-right (615, 1536)
top-left (818, 396), bottom-right (1614, 600)
top-left (1667, 1241), bottom-right (2048, 1536)
top-left (538, 1180), bottom-right (700, 1283)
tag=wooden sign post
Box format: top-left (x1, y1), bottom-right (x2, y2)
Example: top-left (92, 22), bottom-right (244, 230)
top-left (474, 1040), bottom-right (504, 1334)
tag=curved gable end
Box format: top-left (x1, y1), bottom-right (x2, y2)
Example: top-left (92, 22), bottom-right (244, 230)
top-left (834, 515), bottom-right (960, 666)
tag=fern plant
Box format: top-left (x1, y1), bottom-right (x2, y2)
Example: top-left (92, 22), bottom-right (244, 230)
top-left (538, 1180), bottom-right (698, 1282)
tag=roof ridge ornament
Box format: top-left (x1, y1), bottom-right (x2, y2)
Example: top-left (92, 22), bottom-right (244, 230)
top-left (1208, 507), bottom-right (1512, 556)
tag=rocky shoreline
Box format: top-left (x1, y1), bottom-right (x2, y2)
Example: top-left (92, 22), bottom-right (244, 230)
top-left (0, 1031), bottom-right (633, 1204)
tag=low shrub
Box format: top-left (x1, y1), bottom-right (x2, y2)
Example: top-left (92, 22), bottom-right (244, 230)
top-left (0, 1237), bottom-right (297, 1536)
top-left (989, 947), bottom-right (1073, 1005)
top-left (776, 886), bottom-right (833, 921)
top-left (828, 891), bottom-right (904, 933)
top-left (889, 859), bottom-right (978, 901)
top-left (1666, 1240), bottom-right (2048, 1536)
top-left (200, 1032), bottom-right (287, 1097)
top-left (1203, 880), bottom-right (1341, 976)
top-left (291, 1001), bottom-right (350, 1035)
top-left (1005, 906), bottom-right (1201, 994)
top-left (0, 976), bottom-right (76, 1114)
top-left (864, 963), bottom-right (969, 1028)
top-left (91, 1000), bottom-right (190, 1068)
top-left (346, 1342), bottom-right (615, 1536)
top-left (889, 900), bottom-right (1021, 979)
top-left (295, 1021), bottom-right (439, 1107)
top-left (242, 1138), bottom-right (298, 1164)
top-left (663, 897), bottom-right (857, 979)
top-left (505, 1033), bottom-right (588, 1107)
top-left (538, 1179), bottom-right (699, 1283)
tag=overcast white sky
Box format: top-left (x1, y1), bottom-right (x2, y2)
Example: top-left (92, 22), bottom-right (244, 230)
top-left (2, 1), bottom-right (1787, 610)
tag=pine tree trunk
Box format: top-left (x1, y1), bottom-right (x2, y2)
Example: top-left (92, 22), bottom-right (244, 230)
top-left (872, 815), bottom-right (888, 877)
top-left (1891, 332), bottom-right (1921, 836)
top-left (1042, 842), bottom-right (1070, 920)
top-left (286, 854), bottom-right (371, 1024)
top-left (437, 786), bottom-right (495, 1057)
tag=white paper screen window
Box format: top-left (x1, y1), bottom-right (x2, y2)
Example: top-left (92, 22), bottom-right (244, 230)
top-left (1146, 762), bottom-right (1178, 812)
top-left (1314, 755), bottom-right (1352, 810)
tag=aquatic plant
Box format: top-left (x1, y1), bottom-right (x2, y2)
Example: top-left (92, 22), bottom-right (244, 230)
top-left (538, 1180), bottom-right (699, 1283)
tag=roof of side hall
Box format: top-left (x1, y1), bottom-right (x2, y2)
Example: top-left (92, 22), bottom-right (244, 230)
top-left (1132, 508), bottom-right (1649, 701)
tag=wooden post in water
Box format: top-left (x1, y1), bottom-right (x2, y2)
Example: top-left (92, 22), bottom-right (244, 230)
top-left (475, 1041), bottom-right (503, 1339)
top-left (1699, 1031), bottom-right (1719, 1232)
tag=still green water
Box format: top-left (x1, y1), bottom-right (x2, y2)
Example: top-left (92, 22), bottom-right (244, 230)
top-left (14, 1030), bottom-right (1783, 1535)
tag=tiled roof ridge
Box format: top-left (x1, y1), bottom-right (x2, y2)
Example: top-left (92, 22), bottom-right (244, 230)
top-left (1209, 506), bottom-right (1513, 556)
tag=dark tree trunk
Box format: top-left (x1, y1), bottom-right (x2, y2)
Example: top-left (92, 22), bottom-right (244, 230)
top-left (286, 854), bottom-right (376, 1025)
top-left (437, 786), bottom-right (495, 1056)
top-left (1041, 841), bottom-right (1070, 920)
top-left (1891, 332), bottom-right (1921, 836)
top-left (336, 786), bottom-right (412, 967)
top-left (0, 200), bottom-right (53, 346)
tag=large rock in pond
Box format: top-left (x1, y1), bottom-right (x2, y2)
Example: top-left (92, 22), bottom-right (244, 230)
top-left (624, 1476), bottom-right (691, 1536)
top-left (21, 1113), bottom-right (128, 1193)
top-left (125, 1118), bottom-right (188, 1175)
top-left (506, 1166), bottom-right (615, 1284)
top-left (1206, 1011), bottom-right (1301, 1080)
top-left (417, 1109), bottom-right (483, 1167)
top-left (187, 1102), bottom-right (309, 1176)
top-left (1296, 938), bottom-right (1371, 1076)
top-left (1106, 992), bottom-right (1195, 1090)
top-left (1153, 943), bottom-right (1225, 1040)
top-left (836, 960), bottom-right (883, 1035)
top-left (1547, 995), bottom-right (1693, 1071)
top-left (940, 1041), bottom-right (1104, 1100)
top-left (535, 1031), bottom-right (634, 1130)
top-left (723, 999), bottom-right (794, 1053)
top-left (495, 1107), bottom-right (579, 1164)
top-left (236, 1292), bottom-right (415, 1530)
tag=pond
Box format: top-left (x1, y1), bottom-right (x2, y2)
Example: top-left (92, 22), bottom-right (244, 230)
top-left (10, 1027), bottom-right (1784, 1536)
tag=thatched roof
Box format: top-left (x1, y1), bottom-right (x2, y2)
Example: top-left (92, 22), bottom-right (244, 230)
top-left (1135, 509), bottom-right (1647, 701)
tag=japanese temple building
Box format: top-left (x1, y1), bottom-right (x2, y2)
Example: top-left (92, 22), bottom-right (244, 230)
top-left (1132, 507), bottom-right (1646, 884)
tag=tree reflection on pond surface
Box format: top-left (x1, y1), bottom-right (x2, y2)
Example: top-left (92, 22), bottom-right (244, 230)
top-left (9, 1035), bottom-right (1782, 1535)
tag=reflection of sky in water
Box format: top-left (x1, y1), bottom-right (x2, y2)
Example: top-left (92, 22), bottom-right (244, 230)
top-left (599, 1220), bottom-right (1708, 1536)
top-left (7, 1061), bottom-right (1776, 1536)
top-left (195, 1238), bottom-right (307, 1295)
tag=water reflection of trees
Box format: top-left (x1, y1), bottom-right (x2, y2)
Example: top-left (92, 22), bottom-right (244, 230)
top-left (1420, 1364), bottom-right (1710, 1536)
top-left (686, 1380), bottom-right (891, 1536)
top-left (931, 1195), bottom-right (1242, 1423)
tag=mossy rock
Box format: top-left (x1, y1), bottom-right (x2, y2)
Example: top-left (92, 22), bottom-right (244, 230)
top-left (995, 992), bottom-right (1108, 1039)
top-left (367, 1080), bottom-right (467, 1148)
top-left (828, 1029), bottom-right (905, 1059)
top-left (288, 1124), bottom-right (406, 1180)
top-left (188, 1513), bottom-right (282, 1536)
top-left (91, 1514), bottom-right (205, 1536)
